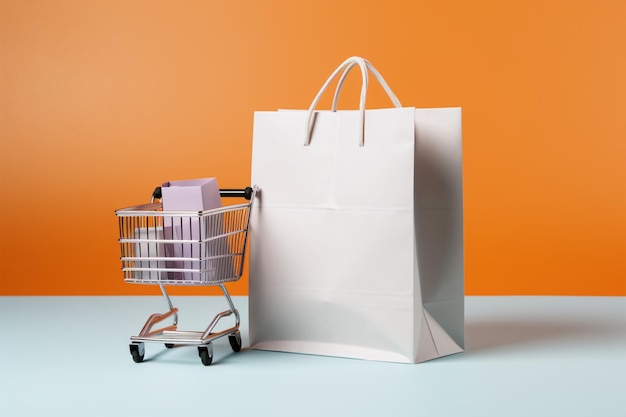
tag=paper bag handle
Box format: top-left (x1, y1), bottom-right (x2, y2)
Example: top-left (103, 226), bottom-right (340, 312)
top-left (305, 57), bottom-right (367, 146)
top-left (331, 59), bottom-right (402, 112)
top-left (305, 56), bottom-right (402, 147)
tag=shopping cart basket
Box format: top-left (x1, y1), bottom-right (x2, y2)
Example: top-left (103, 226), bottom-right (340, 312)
top-left (115, 185), bottom-right (258, 365)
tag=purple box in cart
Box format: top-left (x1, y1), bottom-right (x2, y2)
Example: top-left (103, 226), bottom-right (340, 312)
top-left (161, 178), bottom-right (222, 281)
top-left (162, 178), bottom-right (222, 211)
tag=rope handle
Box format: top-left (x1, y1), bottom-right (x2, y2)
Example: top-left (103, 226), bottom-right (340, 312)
top-left (305, 56), bottom-right (402, 147)
top-left (331, 58), bottom-right (402, 112)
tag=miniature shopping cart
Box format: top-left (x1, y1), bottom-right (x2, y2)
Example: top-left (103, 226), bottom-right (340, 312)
top-left (115, 185), bottom-right (258, 366)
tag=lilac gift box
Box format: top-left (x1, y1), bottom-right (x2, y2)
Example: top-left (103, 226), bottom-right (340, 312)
top-left (161, 178), bottom-right (223, 281)
top-left (161, 178), bottom-right (222, 212)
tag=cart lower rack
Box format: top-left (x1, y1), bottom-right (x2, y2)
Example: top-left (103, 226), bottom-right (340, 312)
top-left (115, 186), bottom-right (258, 365)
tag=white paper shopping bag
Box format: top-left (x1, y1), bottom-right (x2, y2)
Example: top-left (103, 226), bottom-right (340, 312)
top-left (249, 57), bottom-right (464, 363)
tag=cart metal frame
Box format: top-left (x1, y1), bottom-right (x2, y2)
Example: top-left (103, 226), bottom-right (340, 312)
top-left (115, 186), bottom-right (258, 366)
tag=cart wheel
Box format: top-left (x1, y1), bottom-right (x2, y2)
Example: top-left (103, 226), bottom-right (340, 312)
top-left (129, 343), bottom-right (144, 363)
top-left (164, 343), bottom-right (175, 349)
top-left (228, 331), bottom-right (242, 352)
top-left (198, 344), bottom-right (213, 366)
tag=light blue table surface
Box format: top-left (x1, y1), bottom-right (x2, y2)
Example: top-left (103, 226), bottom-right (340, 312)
top-left (1, 296), bottom-right (624, 417)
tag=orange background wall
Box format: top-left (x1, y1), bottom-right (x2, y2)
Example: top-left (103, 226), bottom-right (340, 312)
top-left (1, 0), bottom-right (624, 296)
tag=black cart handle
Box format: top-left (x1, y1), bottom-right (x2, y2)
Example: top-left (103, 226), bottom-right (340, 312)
top-left (219, 187), bottom-right (254, 200)
top-left (151, 186), bottom-right (254, 202)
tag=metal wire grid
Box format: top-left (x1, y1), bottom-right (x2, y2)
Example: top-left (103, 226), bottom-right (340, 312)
top-left (117, 203), bottom-right (251, 285)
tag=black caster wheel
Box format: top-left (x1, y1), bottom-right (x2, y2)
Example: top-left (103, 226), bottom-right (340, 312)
top-left (228, 331), bottom-right (242, 352)
top-left (129, 343), bottom-right (144, 363)
top-left (164, 343), bottom-right (175, 349)
top-left (198, 344), bottom-right (213, 366)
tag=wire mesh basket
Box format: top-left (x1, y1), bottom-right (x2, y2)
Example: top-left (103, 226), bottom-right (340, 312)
top-left (117, 198), bottom-right (254, 286)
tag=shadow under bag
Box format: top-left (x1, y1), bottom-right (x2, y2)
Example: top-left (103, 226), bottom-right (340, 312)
top-left (249, 56), bottom-right (464, 363)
